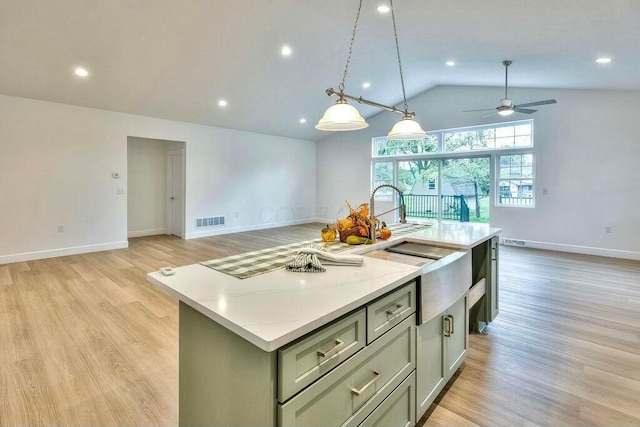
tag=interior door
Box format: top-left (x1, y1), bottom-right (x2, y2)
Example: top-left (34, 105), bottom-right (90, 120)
top-left (167, 149), bottom-right (185, 238)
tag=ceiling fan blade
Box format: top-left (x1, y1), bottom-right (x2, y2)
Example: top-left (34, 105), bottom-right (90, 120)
top-left (515, 99), bottom-right (557, 108)
top-left (463, 108), bottom-right (496, 112)
top-left (481, 111), bottom-right (499, 118)
top-left (513, 108), bottom-right (537, 114)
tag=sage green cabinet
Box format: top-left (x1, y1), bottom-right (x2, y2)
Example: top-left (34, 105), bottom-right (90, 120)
top-left (359, 371), bottom-right (416, 427)
top-left (278, 315), bottom-right (415, 427)
top-left (278, 308), bottom-right (366, 402)
top-left (444, 294), bottom-right (468, 379)
top-left (489, 236), bottom-right (499, 321)
top-left (416, 293), bottom-right (468, 417)
top-left (470, 237), bottom-right (500, 330)
top-left (415, 312), bottom-right (445, 416)
top-left (366, 281), bottom-right (416, 344)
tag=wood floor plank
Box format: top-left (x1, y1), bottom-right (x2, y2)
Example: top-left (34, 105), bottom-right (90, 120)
top-left (1, 224), bottom-right (639, 426)
top-left (0, 265), bottom-right (12, 285)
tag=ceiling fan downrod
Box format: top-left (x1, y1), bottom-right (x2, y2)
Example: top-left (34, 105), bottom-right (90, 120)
top-left (503, 60), bottom-right (512, 100)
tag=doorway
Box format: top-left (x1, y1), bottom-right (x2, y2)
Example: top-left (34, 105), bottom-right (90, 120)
top-left (127, 137), bottom-right (186, 239)
top-left (167, 148), bottom-right (185, 238)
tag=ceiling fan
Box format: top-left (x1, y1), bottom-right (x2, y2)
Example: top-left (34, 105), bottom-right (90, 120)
top-left (464, 60), bottom-right (557, 118)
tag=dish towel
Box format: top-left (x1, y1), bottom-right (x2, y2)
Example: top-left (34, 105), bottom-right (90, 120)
top-left (285, 244), bottom-right (364, 273)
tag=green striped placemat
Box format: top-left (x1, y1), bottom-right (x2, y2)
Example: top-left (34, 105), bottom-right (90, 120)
top-left (200, 222), bottom-right (431, 279)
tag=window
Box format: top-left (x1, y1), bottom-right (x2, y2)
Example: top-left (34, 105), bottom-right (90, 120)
top-left (374, 119), bottom-right (532, 155)
top-left (373, 135), bottom-right (438, 157)
top-left (372, 161), bottom-right (394, 201)
top-left (371, 119), bottom-right (535, 222)
top-left (497, 154), bottom-right (534, 206)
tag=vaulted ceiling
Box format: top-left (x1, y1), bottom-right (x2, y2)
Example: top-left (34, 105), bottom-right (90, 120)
top-left (1, 0), bottom-right (638, 141)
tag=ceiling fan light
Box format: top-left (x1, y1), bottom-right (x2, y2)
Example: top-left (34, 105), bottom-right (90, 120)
top-left (315, 100), bottom-right (368, 131)
top-left (498, 109), bottom-right (514, 116)
top-left (387, 116), bottom-right (427, 140)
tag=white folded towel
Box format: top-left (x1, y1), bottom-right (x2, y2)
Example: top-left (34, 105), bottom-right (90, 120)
top-left (285, 244), bottom-right (364, 273)
top-left (297, 247), bottom-right (364, 266)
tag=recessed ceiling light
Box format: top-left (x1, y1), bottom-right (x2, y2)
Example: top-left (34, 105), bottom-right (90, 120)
top-left (362, 82), bottom-right (371, 89)
top-left (445, 61), bottom-right (456, 67)
top-left (74, 67), bottom-right (89, 77)
top-left (377, 5), bottom-right (390, 13)
top-left (218, 99), bottom-right (228, 107)
top-left (595, 57), bottom-right (612, 64)
top-left (299, 118), bottom-right (307, 124)
top-left (281, 45), bottom-right (292, 56)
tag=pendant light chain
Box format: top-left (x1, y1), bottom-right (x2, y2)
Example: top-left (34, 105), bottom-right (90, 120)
top-left (339, 0), bottom-right (364, 93)
top-left (389, 0), bottom-right (409, 114)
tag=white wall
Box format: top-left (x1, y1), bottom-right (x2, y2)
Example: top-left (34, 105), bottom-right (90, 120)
top-left (0, 94), bottom-right (316, 263)
top-left (317, 85), bottom-right (640, 258)
top-left (127, 137), bottom-right (171, 237)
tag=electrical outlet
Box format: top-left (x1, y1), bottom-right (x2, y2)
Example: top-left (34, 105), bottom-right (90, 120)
top-left (605, 226), bottom-right (612, 234)
top-left (117, 187), bottom-right (125, 194)
top-left (235, 212), bottom-right (239, 218)
top-left (57, 225), bottom-right (64, 233)
top-left (542, 188), bottom-right (549, 195)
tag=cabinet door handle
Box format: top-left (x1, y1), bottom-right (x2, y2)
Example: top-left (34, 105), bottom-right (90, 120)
top-left (386, 304), bottom-right (404, 320)
top-left (443, 315), bottom-right (451, 337)
top-left (317, 339), bottom-right (344, 359)
top-left (449, 314), bottom-right (455, 335)
top-left (351, 371), bottom-right (380, 396)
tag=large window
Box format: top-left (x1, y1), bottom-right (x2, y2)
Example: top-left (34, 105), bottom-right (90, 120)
top-left (371, 120), bottom-right (535, 223)
top-left (498, 154), bottom-right (534, 206)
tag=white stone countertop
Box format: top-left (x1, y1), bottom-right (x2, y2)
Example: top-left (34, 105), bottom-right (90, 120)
top-left (147, 222), bottom-right (501, 352)
top-left (401, 222), bottom-right (502, 250)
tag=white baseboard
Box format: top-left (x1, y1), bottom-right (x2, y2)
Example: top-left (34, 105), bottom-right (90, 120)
top-left (128, 228), bottom-right (167, 238)
top-left (500, 237), bottom-right (640, 261)
top-left (184, 219), bottom-right (317, 239)
top-left (0, 241), bottom-right (129, 265)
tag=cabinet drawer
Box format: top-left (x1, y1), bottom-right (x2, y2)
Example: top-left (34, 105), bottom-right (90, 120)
top-left (359, 371), bottom-right (415, 427)
top-left (367, 282), bottom-right (416, 344)
top-left (278, 314), bottom-right (415, 427)
top-left (278, 308), bottom-right (366, 402)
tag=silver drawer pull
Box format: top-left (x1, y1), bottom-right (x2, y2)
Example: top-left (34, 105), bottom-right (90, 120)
top-left (386, 304), bottom-right (404, 320)
top-left (443, 315), bottom-right (452, 337)
top-left (351, 371), bottom-right (380, 396)
top-left (317, 339), bottom-right (344, 358)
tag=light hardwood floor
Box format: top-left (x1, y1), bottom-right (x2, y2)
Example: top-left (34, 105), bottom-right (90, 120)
top-left (1, 224), bottom-right (639, 426)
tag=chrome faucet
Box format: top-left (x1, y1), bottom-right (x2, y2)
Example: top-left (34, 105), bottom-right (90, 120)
top-left (369, 184), bottom-right (407, 243)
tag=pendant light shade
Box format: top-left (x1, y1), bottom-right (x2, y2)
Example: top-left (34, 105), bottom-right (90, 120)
top-left (315, 99), bottom-right (368, 131)
top-left (387, 115), bottom-right (427, 140)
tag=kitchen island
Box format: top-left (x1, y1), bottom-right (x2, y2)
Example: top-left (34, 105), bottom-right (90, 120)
top-left (147, 222), bottom-right (501, 427)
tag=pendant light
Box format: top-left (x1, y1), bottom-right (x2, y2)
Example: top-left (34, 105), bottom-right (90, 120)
top-left (316, 0), bottom-right (426, 140)
top-left (315, 0), bottom-right (368, 131)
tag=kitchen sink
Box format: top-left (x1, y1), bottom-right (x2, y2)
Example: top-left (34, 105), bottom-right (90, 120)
top-left (384, 241), bottom-right (456, 260)
top-left (363, 241), bottom-right (471, 324)
top-left (362, 241), bottom-right (456, 267)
